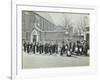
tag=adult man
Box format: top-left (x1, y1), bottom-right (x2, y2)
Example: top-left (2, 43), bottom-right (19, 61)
top-left (23, 41), bottom-right (27, 52)
top-left (30, 42), bottom-right (33, 53)
top-left (65, 44), bottom-right (69, 56)
top-left (39, 42), bottom-right (43, 54)
top-left (79, 43), bottom-right (83, 55)
top-left (27, 42), bottom-right (30, 53)
top-left (55, 42), bottom-right (58, 54)
top-left (44, 43), bottom-right (48, 54)
top-left (72, 42), bottom-right (75, 54)
top-left (60, 41), bottom-right (65, 56)
top-left (32, 42), bottom-right (36, 54)
top-left (36, 42), bottom-right (39, 54)
top-left (49, 42), bottom-right (53, 55)
top-left (83, 41), bottom-right (89, 56)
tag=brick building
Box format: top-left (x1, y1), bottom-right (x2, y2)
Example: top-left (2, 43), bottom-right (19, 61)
top-left (22, 11), bottom-right (88, 46)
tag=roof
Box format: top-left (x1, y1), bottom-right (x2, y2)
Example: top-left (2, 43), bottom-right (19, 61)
top-left (32, 22), bottom-right (67, 33)
top-left (23, 11), bottom-right (67, 32)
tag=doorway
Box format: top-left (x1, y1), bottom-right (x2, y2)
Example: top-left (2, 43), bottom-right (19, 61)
top-left (31, 29), bottom-right (38, 42)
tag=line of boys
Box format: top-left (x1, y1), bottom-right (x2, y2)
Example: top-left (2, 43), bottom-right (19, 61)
top-left (23, 41), bottom-right (58, 55)
top-left (23, 40), bottom-right (89, 56)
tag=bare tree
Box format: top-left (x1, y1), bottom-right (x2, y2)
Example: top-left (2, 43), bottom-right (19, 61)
top-left (77, 16), bottom-right (88, 36)
top-left (63, 15), bottom-right (73, 39)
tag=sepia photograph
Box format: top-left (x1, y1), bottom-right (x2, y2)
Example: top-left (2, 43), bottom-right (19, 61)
top-left (22, 10), bottom-right (90, 69)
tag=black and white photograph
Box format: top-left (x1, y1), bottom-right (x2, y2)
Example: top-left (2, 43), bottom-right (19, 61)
top-left (0, 0), bottom-right (99, 79)
top-left (22, 11), bottom-right (90, 69)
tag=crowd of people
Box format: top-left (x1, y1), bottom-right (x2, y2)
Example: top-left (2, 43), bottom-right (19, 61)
top-left (23, 40), bottom-right (89, 57)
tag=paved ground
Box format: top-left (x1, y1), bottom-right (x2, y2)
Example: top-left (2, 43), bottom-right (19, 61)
top-left (22, 52), bottom-right (89, 69)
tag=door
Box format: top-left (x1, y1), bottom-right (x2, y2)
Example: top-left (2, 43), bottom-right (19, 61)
top-left (33, 35), bottom-right (37, 42)
top-left (31, 29), bottom-right (38, 42)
